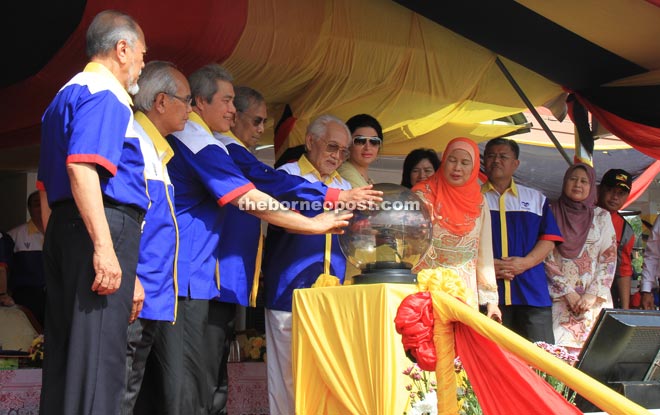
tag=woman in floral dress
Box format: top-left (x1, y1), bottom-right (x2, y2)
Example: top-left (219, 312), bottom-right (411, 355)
top-left (545, 163), bottom-right (617, 351)
top-left (413, 137), bottom-right (501, 320)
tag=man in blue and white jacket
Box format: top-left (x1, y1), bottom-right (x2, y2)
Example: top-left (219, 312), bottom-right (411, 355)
top-left (262, 114), bottom-right (354, 415)
top-left (121, 60), bottom-right (191, 415)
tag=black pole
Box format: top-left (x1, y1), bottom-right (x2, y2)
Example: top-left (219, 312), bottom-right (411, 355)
top-left (495, 57), bottom-right (572, 166)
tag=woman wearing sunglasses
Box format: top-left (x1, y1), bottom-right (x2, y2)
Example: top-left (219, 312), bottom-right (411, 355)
top-left (337, 113), bottom-right (383, 188)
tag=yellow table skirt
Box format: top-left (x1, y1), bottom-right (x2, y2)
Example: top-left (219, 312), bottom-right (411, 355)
top-left (292, 283), bottom-right (417, 415)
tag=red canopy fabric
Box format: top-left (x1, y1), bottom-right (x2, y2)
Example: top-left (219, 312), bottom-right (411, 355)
top-left (624, 160), bottom-right (660, 210)
top-left (2, 0), bottom-right (659, 187)
top-left (0, 0), bottom-right (247, 150)
top-left (564, 93), bottom-right (658, 207)
top-left (574, 92), bottom-right (660, 161)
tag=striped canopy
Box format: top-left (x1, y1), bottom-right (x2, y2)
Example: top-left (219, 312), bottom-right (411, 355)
top-left (2, 0), bottom-right (659, 174)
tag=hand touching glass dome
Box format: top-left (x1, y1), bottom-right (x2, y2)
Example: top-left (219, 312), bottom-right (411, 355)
top-left (339, 183), bottom-right (432, 279)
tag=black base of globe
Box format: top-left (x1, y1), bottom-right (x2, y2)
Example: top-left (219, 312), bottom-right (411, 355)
top-left (351, 261), bottom-right (417, 284)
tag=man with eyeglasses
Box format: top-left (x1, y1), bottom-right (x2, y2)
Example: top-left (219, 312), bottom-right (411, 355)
top-left (214, 86), bottom-right (382, 311)
top-left (161, 64), bottom-right (352, 415)
top-left (481, 137), bottom-right (563, 343)
top-left (261, 114), bottom-right (353, 415)
top-left (213, 90), bottom-right (381, 414)
top-left (119, 61), bottom-right (191, 415)
top-left (229, 86), bottom-right (268, 151)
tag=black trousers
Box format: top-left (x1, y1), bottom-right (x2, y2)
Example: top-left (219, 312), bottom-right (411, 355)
top-left (180, 299), bottom-right (236, 415)
top-left (501, 304), bottom-right (555, 343)
top-left (206, 300), bottom-right (236, 415)
top-left (134, 315), bottom-right (183, 415)
top-left (134, 298), bottom-right (235, 415)
top-left (40, 204), bottom-right (141, 415)
top-left (122, 318), bottom-right (170, 415)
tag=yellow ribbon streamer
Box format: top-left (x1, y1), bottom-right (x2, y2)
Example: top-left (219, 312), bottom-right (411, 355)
top-left (312, 224), bottom-right (340, 288)
top-left (249, 228), bottom-right (264, 307)
top-left (416, 267), bottom-right (466, 414)
top-left (416, 266), bottom-right (651, 415)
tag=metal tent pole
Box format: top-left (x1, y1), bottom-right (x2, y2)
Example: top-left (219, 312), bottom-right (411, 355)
top-left (495, 57), bottom-right (572, 166)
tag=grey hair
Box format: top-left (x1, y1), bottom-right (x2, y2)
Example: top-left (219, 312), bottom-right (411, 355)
top-left (134, 61), bottom-right (179, 112)
top-left (188, 64), bottom-right (233, 106)
top-left (86, 10), bottom-right (142, 59)
top-left (234, 86), bottom-right (265, 113)
top-left (307, 114), bottom-right (351, 143)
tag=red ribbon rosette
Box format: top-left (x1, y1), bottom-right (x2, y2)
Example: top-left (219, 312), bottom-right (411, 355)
top-left (394, 291), bottom-right (436, 371)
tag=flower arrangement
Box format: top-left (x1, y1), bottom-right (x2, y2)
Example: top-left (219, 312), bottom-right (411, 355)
top-left (403, 364), bottom-right (437, 415)
top-left (28, 334), bottom-right (44, 363)
top-left (403, 344), bottom-right (578, 415)
top-left (237, 333), bottom-right (267, 362)
top-left (533, 341), bottom-right (578, 403)
top-left (454, 357), bottom-right (482, 415)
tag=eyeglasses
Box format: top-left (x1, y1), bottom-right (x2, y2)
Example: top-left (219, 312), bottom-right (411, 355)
top-left (166, 93), bottom-right (193, 106)
top-left (239, 111), bottom-right (267, 127)
top-left (320, 138), bottom-right (350, 160)
top-left (352, 135), bottom-right (382, 147)
top-left (485, 153), bottom-right (513, 161)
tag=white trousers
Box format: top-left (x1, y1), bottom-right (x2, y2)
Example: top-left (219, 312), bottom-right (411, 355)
top-left (265, 308), bottom-right (294, 415)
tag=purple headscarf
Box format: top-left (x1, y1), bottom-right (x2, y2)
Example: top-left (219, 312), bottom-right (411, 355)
top-left (551, 163), bottom-right (597, 259)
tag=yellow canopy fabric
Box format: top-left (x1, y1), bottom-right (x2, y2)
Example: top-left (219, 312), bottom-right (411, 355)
top-left (518, 0), bottom-right (660, 70)
top-left (222, 0), bottom-right (562, 157)
top-left (4, 0), bottom-right (660, 171)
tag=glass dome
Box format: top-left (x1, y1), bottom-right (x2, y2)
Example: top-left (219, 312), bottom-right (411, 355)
top-left (339, 183), bottom-right (432, 271)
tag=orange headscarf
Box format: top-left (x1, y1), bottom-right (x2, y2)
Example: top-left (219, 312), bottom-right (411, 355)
top-left (412, 137), bottom-right (482, 236)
